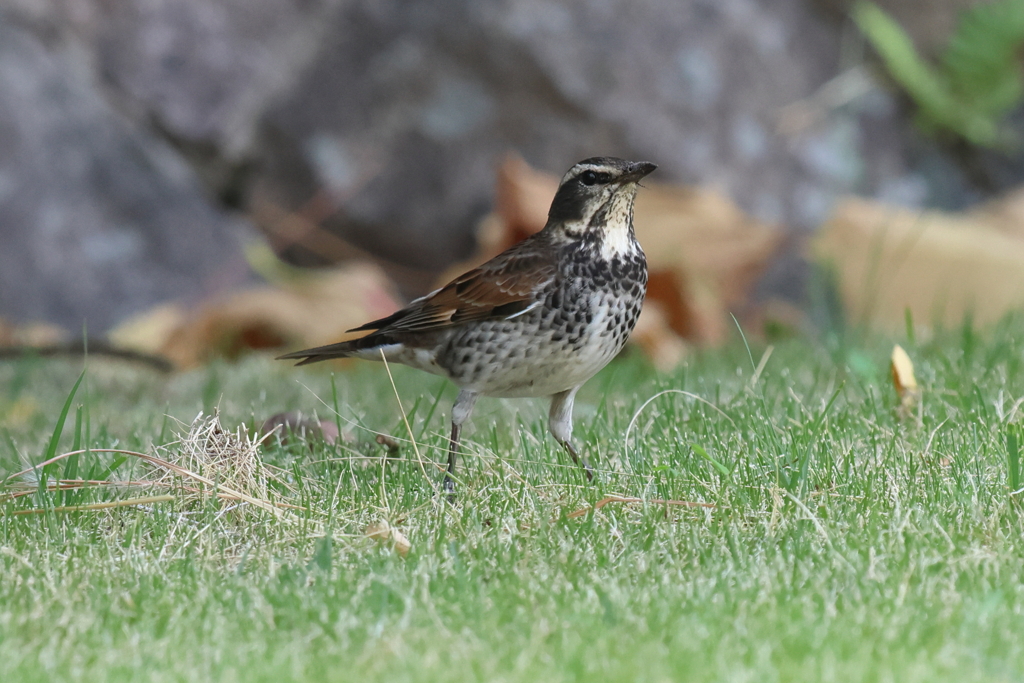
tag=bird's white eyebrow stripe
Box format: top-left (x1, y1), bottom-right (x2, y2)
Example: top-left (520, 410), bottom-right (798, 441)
top-left (504, 300), bottom-right (542, 319)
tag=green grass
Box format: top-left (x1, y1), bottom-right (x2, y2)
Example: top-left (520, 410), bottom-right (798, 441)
top-left (2, 316), bottom-right (1024, 682)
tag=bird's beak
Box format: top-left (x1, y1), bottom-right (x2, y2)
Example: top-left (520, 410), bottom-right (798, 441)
top-left (619, 161), bottom-right (658, 183)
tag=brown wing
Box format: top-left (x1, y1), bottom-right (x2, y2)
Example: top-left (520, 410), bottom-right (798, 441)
top-left (352, 238), bottom-right (557, 335)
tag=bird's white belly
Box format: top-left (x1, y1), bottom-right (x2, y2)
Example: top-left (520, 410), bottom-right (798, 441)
top-left (487, 342), bottom-right (618, 397)
top-left (459, 302), bottom-right (625, 398)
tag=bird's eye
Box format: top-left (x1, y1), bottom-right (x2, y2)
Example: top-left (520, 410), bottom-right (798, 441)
top-left (579, 170), bottom-right (610, 186)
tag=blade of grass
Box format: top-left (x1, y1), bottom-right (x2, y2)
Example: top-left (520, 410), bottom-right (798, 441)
top-left (567, 495), bottom-right (717, 519)
top-left (1007, 425), bottom-right (1021, 493)
top-left (61, 405), bottom-right (84, 507)
top-left (624, 390), bottom-right (735, 451)
top-left (733, 315), bottom-right (787, 487)
top-left (691, 443), bottom-right (731, 478)
top-left (12, 494), bottom-right (175, 516)
top-left (790, 384), bottom-right (845, 496)
top-left (4, 448), bottom-right (294, 518)
top-left (34, 370), bottom-right (85, 507)
top-left (41, 369), bottom-right (85, 468)
top-left (416, 381), bottom-right (448, 442)
top-left (379, 350), bottom-right (440, 500)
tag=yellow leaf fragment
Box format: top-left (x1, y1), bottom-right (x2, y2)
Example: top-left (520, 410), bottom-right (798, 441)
top-left (365, 520), bottom-right (411, 557)
top-left (891, 344), bottom-right (920, 418)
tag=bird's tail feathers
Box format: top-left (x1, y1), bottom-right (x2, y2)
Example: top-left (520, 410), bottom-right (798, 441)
top-left (276, 332), bottom-right (395, 366)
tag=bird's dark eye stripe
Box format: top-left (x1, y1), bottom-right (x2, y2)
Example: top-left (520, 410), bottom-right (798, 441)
top-left (579, 170), bottom-right (612, 186)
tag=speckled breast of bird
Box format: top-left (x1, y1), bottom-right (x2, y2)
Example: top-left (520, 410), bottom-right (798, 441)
top-left (438, 241), bottom-right (647, 399)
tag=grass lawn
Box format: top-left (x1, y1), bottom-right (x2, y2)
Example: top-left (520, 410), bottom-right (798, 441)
top-left (1, 317), bottom-right (1023, 682)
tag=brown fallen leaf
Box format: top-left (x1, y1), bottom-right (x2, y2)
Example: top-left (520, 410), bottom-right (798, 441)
top-left (631, 303), bottom-right (689, 372)
top-left (365, 520), bottom-right (411, 557)
top-left (0, 317), bottom-right (68, 348)
top-left (814, 196), bottom-right (1024, 333)
top-left (109, 262), bottom-right (401, 370)
top-left (106, 304), bottom-right (184, 357)
top-left (374, 433), bottom-right (402, 457)
top-left (890, 344), bottom-right (921, 420)
top-left (260, 412), bottom-right (345, 446)
top-left (566, 495), bottom-right (716, 519)
top-left (441, 154), bottom-right (785, 364)
top-left (969, 187), bottom-right (1024, 240)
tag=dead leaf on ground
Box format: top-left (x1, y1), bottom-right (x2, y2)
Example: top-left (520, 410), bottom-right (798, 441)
top-left (631, 303), bottom-right (689, 372)
top-left (441, 154), bottom-right (786, 366)
top-left (108, 261), bottom-right (401, 370)
top-left (374, 433), bottom-right (403, 457)
top-left (0, 317), bottom-right (68, 348)
top-left (260, 412), bottom-right (346, 446)
top-left (969, 187), bottom-right (1024, 240)
top-left (814, 196), bottom-right (1024, 333)
top-left (365, 520), bottom-right (411, 557)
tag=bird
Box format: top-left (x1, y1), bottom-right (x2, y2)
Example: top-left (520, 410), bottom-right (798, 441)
top-left (278, 157), bottom-right (656, 494)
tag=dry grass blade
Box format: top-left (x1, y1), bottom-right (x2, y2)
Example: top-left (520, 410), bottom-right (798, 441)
top-left (162, 413), bottom-right (276, 508)
top-left (0, 476), bottom-right (305, 508)
top-left (380, 350), bottom-right (442, 499)
top-left (566, 495), bottom-right (716, 519)
top-left (3, 447), bottom-right (291, 517)
top-left (0, 479), bottom-right (162, 502)
top-left (625, 389), bottom-right (735, 452)
top-left (11, 495), bottom-right (175, 516)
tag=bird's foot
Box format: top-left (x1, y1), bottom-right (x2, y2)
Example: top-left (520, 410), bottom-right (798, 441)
top-left (562, 440), bottom-right (595, 482)
top-left (442, 473), bottom-right (457, 503)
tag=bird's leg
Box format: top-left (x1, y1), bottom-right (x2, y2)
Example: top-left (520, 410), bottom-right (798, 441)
top-left (549, 387), bottom-right (593, 481)
top-left (444, 421), bottom-right (461, 498)
top-left (444, 389), bottom-right (478, 497)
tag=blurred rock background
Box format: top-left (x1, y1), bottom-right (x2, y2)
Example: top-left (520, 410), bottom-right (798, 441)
top-left (0, 0), bottom-right (1014, 335)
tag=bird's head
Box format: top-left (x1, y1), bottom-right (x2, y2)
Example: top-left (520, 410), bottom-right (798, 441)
top-left (546, 157), bottom-right (657, 256)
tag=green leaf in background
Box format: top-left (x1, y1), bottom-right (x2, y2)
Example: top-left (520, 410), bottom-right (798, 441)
top-left (942, 2), bottom-right (1024, 107)
top-left (854, 0), bottom-right (1024, 148)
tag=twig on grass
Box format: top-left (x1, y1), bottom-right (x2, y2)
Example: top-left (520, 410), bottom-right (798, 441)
top-left (10, 494), bottom-right (175, 516)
